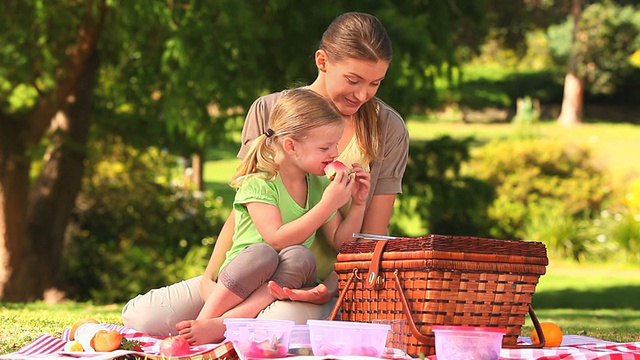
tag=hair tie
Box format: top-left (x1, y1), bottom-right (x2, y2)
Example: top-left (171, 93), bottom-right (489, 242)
top-left (264, 128), bottom-right (275, 138)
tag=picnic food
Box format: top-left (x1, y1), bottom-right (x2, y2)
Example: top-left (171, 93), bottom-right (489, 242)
top-left (69, 318), bottom-right (123, 352)
top-left (160, 335), bottom-right (191, 357)
top-left (63, 340), bottom-right (84, 352)
top-left (70, 318), bottom-right (99, 340)
top-left (324, 160), bottom-right (350, 181)
top-left (531, 321), bottom-right (563, 347)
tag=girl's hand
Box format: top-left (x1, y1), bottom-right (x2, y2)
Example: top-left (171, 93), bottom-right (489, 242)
top-left (349, 163), bottom-right (371, 206)
top-left (322, 170), bottom-right (352, 210)
top-left (267, 280), bottom-right (333, 305)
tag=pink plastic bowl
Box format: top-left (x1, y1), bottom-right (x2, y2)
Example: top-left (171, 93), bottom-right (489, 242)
top-left (432, 325), bottom-right (506, 360)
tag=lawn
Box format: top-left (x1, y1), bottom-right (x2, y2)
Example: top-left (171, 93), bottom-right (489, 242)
top-left (405, 119), bottom-right (640, 184)
top-left (2, 261), bottom-right (639, 355)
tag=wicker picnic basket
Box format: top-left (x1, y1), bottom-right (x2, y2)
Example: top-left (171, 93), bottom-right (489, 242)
top-left (328, 234), bottom-right (549, 357)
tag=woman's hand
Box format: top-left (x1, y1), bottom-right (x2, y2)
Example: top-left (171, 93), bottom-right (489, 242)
top-left (349, 163), bottom-right (371, 206)
top-left (267, 281), bottom-right (334, 305)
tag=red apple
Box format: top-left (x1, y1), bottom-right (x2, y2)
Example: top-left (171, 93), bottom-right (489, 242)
top-left (159, 335), bottom-right (190, 357)
top-left (324, 160), bottom-right (350, 181)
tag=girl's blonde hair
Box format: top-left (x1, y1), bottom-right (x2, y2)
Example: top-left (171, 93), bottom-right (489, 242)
top-left (231, 88), bottom-right (343, 188)
top-left (319, 12), bottom-right (393, 164)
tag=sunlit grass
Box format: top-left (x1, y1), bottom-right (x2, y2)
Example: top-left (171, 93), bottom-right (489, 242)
top-left (406, 119), bottom-right (640, 183)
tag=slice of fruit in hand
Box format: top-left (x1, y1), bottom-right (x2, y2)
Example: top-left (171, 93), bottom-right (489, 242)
top-left (324, 161), bottom-right (350, 181)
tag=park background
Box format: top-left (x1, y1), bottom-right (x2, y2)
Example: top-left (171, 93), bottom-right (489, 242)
top-left (1, 0), bottom-right (640, 353)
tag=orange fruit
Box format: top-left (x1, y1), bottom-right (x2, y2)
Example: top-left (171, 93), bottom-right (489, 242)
top-left (531, 321), bottom-right (563, 347)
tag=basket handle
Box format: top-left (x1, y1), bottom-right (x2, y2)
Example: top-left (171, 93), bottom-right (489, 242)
top-left (327, 269), bottom-right (358, 321)
top-left (391, 270), bottom-right (433, 344)
top-left (502, 304), bottom-right (546, 349)
top-left (392, 270), bottom-right (547, 348)
top-left (327, 269), bottom-right (431, 343)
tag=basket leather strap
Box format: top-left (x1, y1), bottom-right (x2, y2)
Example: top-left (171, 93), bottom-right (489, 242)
top-left (365, 240), bottom-right (388, 290)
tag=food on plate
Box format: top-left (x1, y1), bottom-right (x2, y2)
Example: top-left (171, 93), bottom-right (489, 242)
top-left (70, 318), bottom-right (123, 352)
top-left (159, 335), bottom-right (191, 357)
top-left (70, 318), bottom-right (99, 340)
top-left (63, 340), bottom-right (84, 352)
top-left (324, 160), bottom-right (350, 181)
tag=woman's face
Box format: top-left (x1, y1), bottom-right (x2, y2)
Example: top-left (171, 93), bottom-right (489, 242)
top-left (322, 56), bottom-right (389, 116)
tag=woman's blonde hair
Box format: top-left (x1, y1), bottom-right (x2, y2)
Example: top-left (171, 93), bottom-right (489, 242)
top-left (231, 88), bottom-right (343, 188)
top-left (319, 12), bottom-right (393, 164)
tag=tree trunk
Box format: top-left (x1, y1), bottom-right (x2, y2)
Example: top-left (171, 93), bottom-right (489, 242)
top-left (25, 53), bottom-right (100, 298)
top-left (0, 117), bottom-right (36, 301)
top-left (191, 153), bottom-right (204, 191)
top-left (0, 1), bottom-right (105, 301)
top-left (557, 0), bottom-right (584, 126)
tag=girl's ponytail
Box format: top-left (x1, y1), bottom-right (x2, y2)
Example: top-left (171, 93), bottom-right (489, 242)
top-left (230, 132), bottom-right (278, 188)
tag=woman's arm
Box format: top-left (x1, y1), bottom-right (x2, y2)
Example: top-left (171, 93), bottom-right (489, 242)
top-left (199, 211), bottom-right (235, 299)
top-left (361, 193), bottom-right (397, 235)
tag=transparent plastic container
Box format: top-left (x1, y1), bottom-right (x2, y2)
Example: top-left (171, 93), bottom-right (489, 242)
top-left (288, 324), bottom-right (312, 355)
top-left (432, 325), bottom-right (506, 360)
top-left (307, 320), bottom-right (390, 357)
top-left (223, 318), bottom-right (295, 360)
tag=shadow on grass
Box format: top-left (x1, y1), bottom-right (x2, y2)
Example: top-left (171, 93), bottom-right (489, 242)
top-left (533, 286), bottom-right (640, 310)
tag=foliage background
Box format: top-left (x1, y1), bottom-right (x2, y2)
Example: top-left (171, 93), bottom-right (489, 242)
top-left (1, 1), bottom-right (639, 305)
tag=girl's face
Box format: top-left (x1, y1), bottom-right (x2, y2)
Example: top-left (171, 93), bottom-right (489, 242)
top-left (321, 55), bottom-right (389, 116)
top-left (290, 123), bottom-right (344, 176)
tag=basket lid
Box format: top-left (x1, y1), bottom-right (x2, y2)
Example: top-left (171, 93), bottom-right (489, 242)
top-left (338, 234), bottom-right (548, 267)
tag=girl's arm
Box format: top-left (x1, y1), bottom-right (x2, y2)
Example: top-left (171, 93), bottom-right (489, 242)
top-left (246, 172), bottom-right (352, 251)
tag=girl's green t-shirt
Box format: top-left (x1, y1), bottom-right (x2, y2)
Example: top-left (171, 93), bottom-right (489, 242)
top-left (221, 173), bottom-right (334, 274)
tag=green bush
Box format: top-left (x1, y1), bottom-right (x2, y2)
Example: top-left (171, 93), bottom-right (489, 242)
top-left (470, 138), bottom-right (610, 258)
top-left (394, 136), bottom-right (495, 237)
top-left (63, 139), bottom-right (226, 303)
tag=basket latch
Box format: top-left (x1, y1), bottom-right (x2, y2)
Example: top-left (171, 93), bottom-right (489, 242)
top-left (365, 239), bottom-right (388, 290)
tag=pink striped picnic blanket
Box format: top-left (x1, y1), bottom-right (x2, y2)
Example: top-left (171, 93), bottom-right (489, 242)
top-left (0, 323), bottom-right (235, 360)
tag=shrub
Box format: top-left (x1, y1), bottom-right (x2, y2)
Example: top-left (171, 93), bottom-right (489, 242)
top-left (394, 136), bottom-right (495, 237)
top-left (63, 139), bottom-right (226, 303)
top-left (470, 138), bottom-right (610, 258)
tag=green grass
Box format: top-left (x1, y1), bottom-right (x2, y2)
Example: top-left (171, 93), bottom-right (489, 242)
top-left (521, 259), bottom-right (640, 343)
top-left (0, 302), bottom-right (122, 355)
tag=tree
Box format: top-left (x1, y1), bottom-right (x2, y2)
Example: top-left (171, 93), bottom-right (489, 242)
top-left (557, 0), bottom-right (585, 126)
top-left (0, 1), bottom-right (106, 301)
top-left (0, 0), bottom-right (487, 301)
top-left (554, 0), bottom-right (640, 125)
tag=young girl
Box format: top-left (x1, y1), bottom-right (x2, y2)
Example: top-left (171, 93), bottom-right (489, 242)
top-left (178, 88), bottom-right (371, 343)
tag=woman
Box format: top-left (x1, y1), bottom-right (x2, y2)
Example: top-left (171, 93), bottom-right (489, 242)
top-left (122, 11), bottom-right (409, 343)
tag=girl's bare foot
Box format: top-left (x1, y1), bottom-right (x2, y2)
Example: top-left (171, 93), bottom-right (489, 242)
top-left (176, 318), bottom-right (225, 345)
